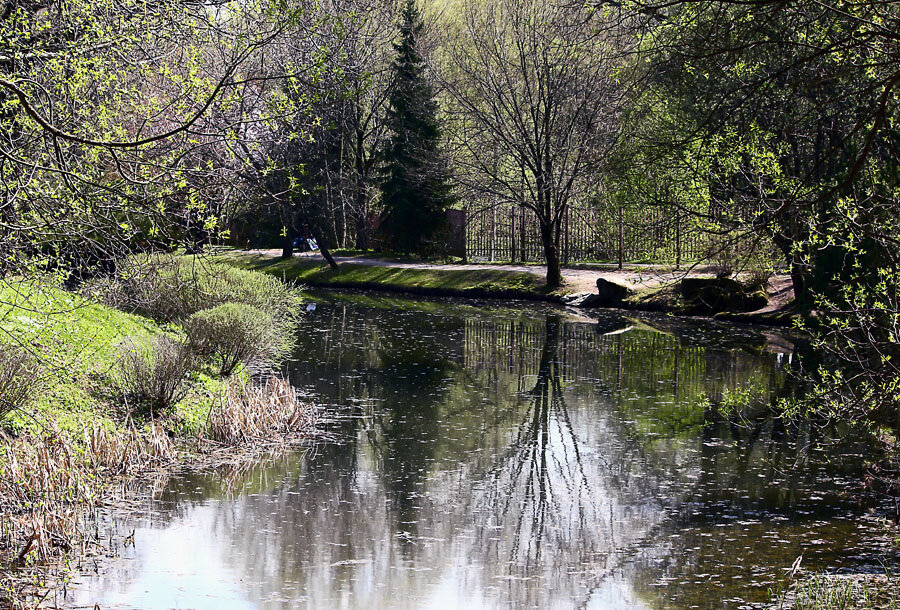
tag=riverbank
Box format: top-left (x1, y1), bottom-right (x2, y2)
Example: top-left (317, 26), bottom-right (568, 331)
top-left (222, 251), bottom-right (554, 300)
top-left (65, 289), bottom-right (895, 609)
top-left (223, 250), bottom-right (798, 324)
top-left (0, 269), bottom-right (315, 606)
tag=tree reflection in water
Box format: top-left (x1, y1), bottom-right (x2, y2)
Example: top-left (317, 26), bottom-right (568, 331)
top-left (479, 315), bottom-right (595, 570)
top-left (65, 296), bottom-right (889, 610)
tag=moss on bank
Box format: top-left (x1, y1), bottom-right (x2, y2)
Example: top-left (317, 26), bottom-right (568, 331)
top-left (221, 252), bottom-right (553, 299)
top-left (623, 283), bottom-right (686, 313)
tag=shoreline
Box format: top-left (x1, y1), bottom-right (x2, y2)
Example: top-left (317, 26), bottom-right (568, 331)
top-left (0, 266), bottom-right (317, 607)
top-left (3, 422), bottom-right (319, 607)
top-left (222, 251), bottom-right (799, 326)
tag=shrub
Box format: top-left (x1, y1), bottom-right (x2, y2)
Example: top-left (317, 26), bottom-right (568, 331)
top-left (0, 345), bottom-right (41, 421)
top-left (116, 335), bottom-right (194, 413)
top-left (108, 255), bottom-right (302, 325)
top-left (184, 303), bottom-right (286, 376)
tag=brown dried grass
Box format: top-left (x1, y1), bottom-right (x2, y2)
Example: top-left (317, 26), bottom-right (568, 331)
top-left (204, 376), bottom-right (314, 446)
top-left (2, 376), bottom-right (317, 606)
top-left (0, 420), bottom-right (175, 568)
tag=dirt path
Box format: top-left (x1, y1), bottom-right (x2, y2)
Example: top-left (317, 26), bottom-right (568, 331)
top-left (250, 249), bottom-right (793, 304)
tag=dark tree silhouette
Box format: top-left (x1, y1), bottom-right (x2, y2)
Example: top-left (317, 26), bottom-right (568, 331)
top-left (378, 0), bottom-right (455, 255)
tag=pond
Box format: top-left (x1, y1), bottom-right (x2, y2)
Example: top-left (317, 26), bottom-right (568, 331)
top-left (68, 292), bottom-right (893, 609)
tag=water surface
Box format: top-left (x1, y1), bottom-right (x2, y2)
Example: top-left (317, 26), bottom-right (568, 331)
top-left (69, 293), bottom-right (892, 609)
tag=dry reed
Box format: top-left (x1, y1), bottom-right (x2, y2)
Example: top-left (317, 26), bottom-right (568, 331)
top-left (2, 376), bottom-right (317, 606)
top-left (204, 376), bottom-right (314, 445)
top-left (0, 420), bottom-right (175, 568)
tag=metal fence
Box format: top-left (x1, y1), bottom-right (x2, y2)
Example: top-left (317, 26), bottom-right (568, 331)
top-left (463, 203), bottom-right (706, 264)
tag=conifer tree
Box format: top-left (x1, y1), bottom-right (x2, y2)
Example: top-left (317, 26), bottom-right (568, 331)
top-left (379, 0), bottom-right (455, 255)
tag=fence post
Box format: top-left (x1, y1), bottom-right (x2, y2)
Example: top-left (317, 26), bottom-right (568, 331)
top-left (618, 204), bottom-right (625, 270)
top-left (675, 212), bottom-right (682, 270)
top-left (510, 207), bottom-right (516, 263)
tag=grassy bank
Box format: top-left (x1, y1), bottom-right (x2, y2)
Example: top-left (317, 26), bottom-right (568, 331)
top-left (221, 252), bottom-right (554, 300)
top-left (222, 252), bottom-right (800, 326)
top-left (0, 262), bottom-right (314, 605)
top-left (0, 280), bottom-right (222, 437)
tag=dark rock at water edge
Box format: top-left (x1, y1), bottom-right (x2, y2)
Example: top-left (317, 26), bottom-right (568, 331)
top-left (679, 277), bottom-right (768, 314)
top-left (595, 278), bottom-right (635, 306)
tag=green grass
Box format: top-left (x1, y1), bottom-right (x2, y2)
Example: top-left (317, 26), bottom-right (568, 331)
top-left (0, 279), bottom-right (224, 438)
top-left (222, 252), bottom-right (553, 299)
top-left (780, 573), bottom-right (899, 609)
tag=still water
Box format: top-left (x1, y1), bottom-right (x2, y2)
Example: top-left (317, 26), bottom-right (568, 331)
top-left (69, 292), bottom-right (893, 609)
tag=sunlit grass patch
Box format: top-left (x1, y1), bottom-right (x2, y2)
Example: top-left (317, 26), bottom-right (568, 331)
top-left (221, 252), bottom-right (550, 298)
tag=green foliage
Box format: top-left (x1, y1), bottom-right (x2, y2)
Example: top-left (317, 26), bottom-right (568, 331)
top-left (781, 573), bottom-right (898, 610)
top-left (629, 1), bottom-right (898, 295)
top-left (379, 0), bottom-right (455, 255)
top-left (1, 279), bottom-right (160, 433)
top-left (115, 335), bottom-right (195, 414)
top-left (102, 255), bottom-right (303, 325)
top-left (628, 1), bottom-right (900, 429)
top-left (0, 0), bottom-right (334, 284)
top-left (0, 279), bottom-right (228, 437)
top-left (0, 345), bottom-right (41, 421)
top-left (185, 303), bottom-right (287, 376)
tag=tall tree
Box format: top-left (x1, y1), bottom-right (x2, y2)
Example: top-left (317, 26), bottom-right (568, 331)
top-left (378, 0), bottom-right (455, 255)
top-left (443, 0), bottom-right (626, 287)
top-left (229, 6), bottom-right (346, 268)
top-left (326, 0), bottom-right (396, 251)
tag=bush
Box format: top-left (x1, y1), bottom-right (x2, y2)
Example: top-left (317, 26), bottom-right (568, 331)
top-left (184, 303), bottom-right (287, 376)
top-left (0, 345), bottom-right (41, 421)
top-left (105, 255), bottom-right (302, 325)
top-left (116, 335), bottom-right (194, 413)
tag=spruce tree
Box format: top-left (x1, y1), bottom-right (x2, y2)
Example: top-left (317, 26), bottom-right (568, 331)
top-left (379, 0), bottom-right (455, 255)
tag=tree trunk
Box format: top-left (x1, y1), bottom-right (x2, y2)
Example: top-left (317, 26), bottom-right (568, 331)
top-left (353, 130), bottom-right (370, 251)
top-left (320, 244), bottom-right (340, 270)
top-left (540, 220), bottom-right (563, 288)
top-left (355, 214), bottom-right (370, 250)
top-left (281, 232), bottom-right (293, 259)
top-left (310, 227), bottom-right (340, 270)
top-left (617, 204), bottom-right (624, 271)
